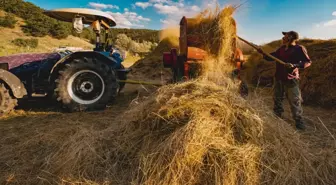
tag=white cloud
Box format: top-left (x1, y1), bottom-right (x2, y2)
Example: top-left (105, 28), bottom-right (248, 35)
top-left (124, 8), bottom-right (129, 12)
top-left (108, 11), bottom-right (151, 28)
top-left (324, 19), bottom-right (336, 27)
top-left (160, 18), bottom-right (177, 26)
top-left (135, 2), bottom-right (151, 9)
top-left (300, 11), bottom-right (336, 40)
top-left (132, 0), bottom-right (201, 28)
top-left (153, 4), bottom-right (180, 14)
top-left (316, 11), bottom-right (336, 27)
top-left (191, 5), bottom-right (200, 12)
top-left (88, 2), bottom-right (119, 10)
top-left (155, 1), bottom-right (202, 28)
top-left (150, 0), bottom-right (169, 3)
top-left (137, 15), bottom-right (151, 22)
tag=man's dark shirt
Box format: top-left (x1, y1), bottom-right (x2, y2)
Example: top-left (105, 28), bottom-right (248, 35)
top-left (264, 44), bottom-right (312, 81)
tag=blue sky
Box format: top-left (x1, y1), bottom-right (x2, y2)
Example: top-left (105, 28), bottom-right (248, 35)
top-left (26, 0), bottom-right (336, 44)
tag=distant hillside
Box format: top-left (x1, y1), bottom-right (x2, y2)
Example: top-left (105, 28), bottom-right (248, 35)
top-left (0, 10), bottom-right (93, 56)
top-left (0, 0), bottom-right (72, 39)
top-left (109, 28), bottom-right (159, 43)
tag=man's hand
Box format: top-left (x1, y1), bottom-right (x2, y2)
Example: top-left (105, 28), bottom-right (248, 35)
top-left (288, 68), bottom-right (299, 80)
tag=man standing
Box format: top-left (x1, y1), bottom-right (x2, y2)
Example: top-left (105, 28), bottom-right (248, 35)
top-left (258, 31), bottom-right (312, 130)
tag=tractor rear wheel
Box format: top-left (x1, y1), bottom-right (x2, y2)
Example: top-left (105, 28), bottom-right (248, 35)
top-left (55, 58), bottom-right (118, 112)
top-left (0, 83), bottom-right (17, 115)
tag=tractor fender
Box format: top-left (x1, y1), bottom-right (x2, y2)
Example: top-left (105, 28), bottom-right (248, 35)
top-left (49, 51), bottom-right (118, 82)
top-left (0, 69), bottom-right (27, 98)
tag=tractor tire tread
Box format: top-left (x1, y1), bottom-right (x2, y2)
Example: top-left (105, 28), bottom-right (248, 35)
top-left (54, 58), bottom-right (118, 112)
top-left (0, 83), bottom-right (17, 116)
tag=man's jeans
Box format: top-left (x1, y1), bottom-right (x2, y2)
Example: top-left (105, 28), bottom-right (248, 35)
top-left (273, 79), bottom-right (303, 122)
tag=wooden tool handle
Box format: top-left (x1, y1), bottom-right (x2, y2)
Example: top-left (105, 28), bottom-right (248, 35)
top-left (237, 36), bottom-right (286, 65)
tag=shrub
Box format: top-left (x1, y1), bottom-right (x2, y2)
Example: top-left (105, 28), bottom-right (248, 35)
top-left (12, 38), bottom-right (38, 48)
top-left (114, 33), bottom-right (157, 54)
top-left (0, 13), bottom-right (17, 28)
top-left (22, 16), bottom-right (51, 37)
top-left (50, 21), bottom-right (71, 39)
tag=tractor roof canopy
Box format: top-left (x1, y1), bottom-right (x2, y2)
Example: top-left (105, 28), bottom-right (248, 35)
top-left (44, 8), bottom-right (116, 27)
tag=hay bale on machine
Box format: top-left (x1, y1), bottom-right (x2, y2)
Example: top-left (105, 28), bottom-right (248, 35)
top-left (183, 6), bottom-right (239, 82)
top-left (186, 6), bottom-right (237, 58)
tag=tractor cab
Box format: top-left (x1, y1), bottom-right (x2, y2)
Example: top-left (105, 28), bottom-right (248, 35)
top-left (44, 8), bottom-right (126, 65)
top-left (44, 8), bottom-right (116, 52)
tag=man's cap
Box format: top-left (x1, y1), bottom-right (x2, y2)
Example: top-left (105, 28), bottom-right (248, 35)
top-left (282, 31), bottom-right (299, 40)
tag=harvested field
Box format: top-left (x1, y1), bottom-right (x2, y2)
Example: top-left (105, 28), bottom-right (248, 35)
top-left (1, 80), bottom-right (335, 185)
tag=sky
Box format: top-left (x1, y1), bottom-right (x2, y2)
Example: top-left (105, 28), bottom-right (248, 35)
top-left (26, 0), bottom-right (336, 44)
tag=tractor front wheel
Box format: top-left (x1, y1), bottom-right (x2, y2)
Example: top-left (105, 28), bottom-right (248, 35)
top-left (0, 83), bottom-right (17, 115)
top-left (55, 58), bottom-right (118, 112)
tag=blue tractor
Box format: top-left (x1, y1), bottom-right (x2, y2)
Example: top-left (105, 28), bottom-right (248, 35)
top-left (0, 8), bottom-right (130, 115)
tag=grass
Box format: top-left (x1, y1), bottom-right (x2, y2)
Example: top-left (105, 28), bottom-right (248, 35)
top-left (0, 10), bottom-right (93, 56)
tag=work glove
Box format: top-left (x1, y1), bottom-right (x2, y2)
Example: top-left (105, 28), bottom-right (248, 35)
top-left (285, 63), bottom-right (295, 69)
top-left (285, 63), bottom-right (301, 69)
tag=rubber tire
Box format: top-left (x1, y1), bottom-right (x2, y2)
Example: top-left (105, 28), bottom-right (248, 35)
top-left (0, 83), bottom-right (17, 115)
top-left (55, 58), bottom-right (118, 112)
top-left (117, 64), bottom-right (127, 92)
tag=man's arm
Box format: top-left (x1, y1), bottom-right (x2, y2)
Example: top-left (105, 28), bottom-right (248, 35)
top-left (293, 46), bottom-right (312, 69)
top-left (263, 51), bottom-right (278, 61)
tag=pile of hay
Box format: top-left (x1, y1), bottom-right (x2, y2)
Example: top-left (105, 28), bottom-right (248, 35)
top-left (105, 80), bottom-right (335, 185)
top-left (243, 39), bottom-right (336, 107)
top-left (1, 80), bottom-right (335, 184)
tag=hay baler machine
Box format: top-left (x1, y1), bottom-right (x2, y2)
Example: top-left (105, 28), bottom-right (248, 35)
top-left (163, 17), bottom-right (244, 82)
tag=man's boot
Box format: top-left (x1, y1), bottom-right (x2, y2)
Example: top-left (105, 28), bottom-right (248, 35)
top-left (295, 119), bottom-right (306, 130)
top-left (274, 111), bottom-right (283, 119)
